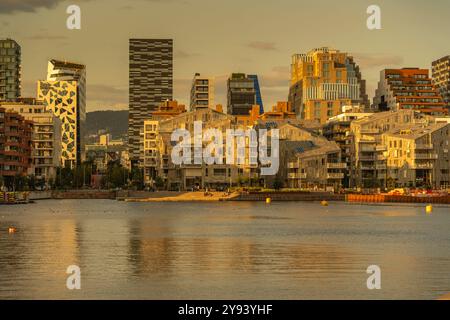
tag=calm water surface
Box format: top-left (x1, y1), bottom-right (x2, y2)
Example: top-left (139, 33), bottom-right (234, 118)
top-left (0, 200), bottom-right (449, 299)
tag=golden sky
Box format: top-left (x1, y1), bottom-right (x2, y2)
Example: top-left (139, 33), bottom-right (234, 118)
top-left (1, 0), bottom-right (449, 112)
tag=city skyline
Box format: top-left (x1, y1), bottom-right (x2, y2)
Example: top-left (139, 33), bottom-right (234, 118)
top-left (1, 0), bottom-right (449, 112)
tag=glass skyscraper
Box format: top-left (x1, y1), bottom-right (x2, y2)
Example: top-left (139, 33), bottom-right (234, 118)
top-left (248, 74), bottom-right (264, 114)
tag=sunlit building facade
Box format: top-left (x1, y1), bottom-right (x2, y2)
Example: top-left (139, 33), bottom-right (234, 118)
top-left (190, 73), bottom-right (214, 111)
top-left (289, 47), bottom-right (369, 124)
top-left (38, 59), bottom-right (86, 168)
top-left (432, 56), bottom-right (450, 107)
top-left (373, 68), bottom-right (447, 116)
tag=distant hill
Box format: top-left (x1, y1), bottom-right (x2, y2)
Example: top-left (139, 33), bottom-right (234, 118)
top-left (86, 110), bottom-right (128, 138)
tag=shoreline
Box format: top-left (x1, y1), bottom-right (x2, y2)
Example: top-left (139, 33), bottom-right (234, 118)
top-left (9, 190), bottom-right (449, 205)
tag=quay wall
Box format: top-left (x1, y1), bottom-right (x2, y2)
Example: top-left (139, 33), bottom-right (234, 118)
top-left (346, 194), bottom-right (450, 204)
top-left (51, 190), bottom-right (116, 199)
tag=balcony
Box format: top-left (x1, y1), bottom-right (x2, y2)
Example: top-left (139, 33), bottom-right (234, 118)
top-left (327, 173), bottom-right (344, 179)
top-left (415, 144), bottom-right (433, 150)
top-left (288, 162), bottom-right (299, 169)
top-left (288, 173), bottom-right (307, 179)
top-left (361, 165), bottom-right (375, 170)
top-left (359, 156), bottom-right (375, 161)
top-left (361, 128), bottom-right (380, 134)
top-left (361, 146), bottom-right (375, 152)
top-left (327, 163), bottom-right (347, 169)
top-left (376, 145), bottom-right (387, 151)
top-left (414, 153), bottom-right (438, 160)
top-left (412, 164), bottom-right (434, 169)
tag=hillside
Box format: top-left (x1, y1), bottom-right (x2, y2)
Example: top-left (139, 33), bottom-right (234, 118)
top-left (86, 110), bottom-right (128, 138)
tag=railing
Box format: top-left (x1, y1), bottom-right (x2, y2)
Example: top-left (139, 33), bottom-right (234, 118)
top-left (414, 153), bottom-right (438, 160)
top-left (411, 163), bottom-right (434, 169)
top-left (326, 163), bottom-right (347, 169)
top-left (359, 156), bottom-right (375, 161)
top-left (327, 173), bottom-right (344, 179)
top-left (415, 144), bottom-right (433, 150)
top-left (361, 128), bottom-right (380, 134)
top-left (288, 173), bottom-right (307, 179)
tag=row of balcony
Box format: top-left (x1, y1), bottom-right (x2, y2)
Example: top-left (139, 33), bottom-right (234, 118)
top-left (288, 162), bottom-right (347, 169)
top-left (287, 172), bottom-right (345, 179)
top-left (414, 153), bottom-right (438, 160)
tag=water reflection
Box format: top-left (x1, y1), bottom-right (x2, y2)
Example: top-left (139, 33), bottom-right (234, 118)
top-left (0, 200), bottom-right (449, 299)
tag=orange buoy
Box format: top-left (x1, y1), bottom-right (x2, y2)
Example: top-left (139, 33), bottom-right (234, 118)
top-left (8, 227), bottom-right (17, 234)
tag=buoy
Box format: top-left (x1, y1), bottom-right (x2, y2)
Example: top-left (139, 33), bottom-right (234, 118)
top-left (426, 205), bottom-right (433, 214)
top-left (266, 197), bottom-right (272, 204)
top-left (321, 200), bottom-right (329, 206)
top-left (8, 227), bottom-right (17, 234)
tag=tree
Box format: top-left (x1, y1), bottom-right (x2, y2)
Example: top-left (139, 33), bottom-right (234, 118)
top-left (130, 166), bottom-right (144, 190)
top-left (155, 176), bottom-right (164, 189)
top-left (272, 176), bottom-right (283, 190)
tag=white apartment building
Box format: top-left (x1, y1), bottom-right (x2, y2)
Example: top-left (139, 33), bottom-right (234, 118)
top-left (190, 73), bottom-right (214, 111)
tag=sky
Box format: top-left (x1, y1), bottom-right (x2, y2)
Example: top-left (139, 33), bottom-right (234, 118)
top-left (0, 0), bottom-right (449, 112)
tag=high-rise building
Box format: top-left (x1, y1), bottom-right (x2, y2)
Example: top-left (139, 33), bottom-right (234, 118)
top-left (0, 39), bottom-right (21, 101)
top-left (38, 59), bottom-right (86, 168)
top-left (128, 39), bottom-right (173, 165)
top-left (227, 73), bottom-right (256, 115)
top-left (190, 73), bottom-right (214, 110)
top-left (288, 47), bottom-right (369, 124)
top-left (248, 75), bottom-right (264, 114)
top-left (0, 99), bottom-right (61, 183)
top-left (432, 56), bottom-right (450, 107)
top-left (373, 68), bottom-right (447, 116)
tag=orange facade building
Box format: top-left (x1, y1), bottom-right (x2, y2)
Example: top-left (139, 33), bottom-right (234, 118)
top-left (373, 68), bottom-right (447, 116)
top-left (0, 107), bottom-right (33, 182)
top-left (150, 100), bottom-right (187, 121)
top-left (259, 102), bottom-right (296, 121)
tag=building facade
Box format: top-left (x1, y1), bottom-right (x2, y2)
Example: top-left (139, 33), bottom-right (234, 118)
top-left (128, 39), bottom-right (173, 165)
top-left (288, 47), bottom-right (369, 123)
top-left (38, 59), bottom-right (86, 168)
top-left (190, 73), bottom-right (214, 110)
top-left (0, 99), bottom-right (61, 183)
top-left (432, 56), bottom-right (450, 107)
top-left (227, 73), bottom-right (256, 115)
top-left (266, 123), bottom-right (346, 190)
top-left (323, 111), bottom-right (373, 187)
top-left (373, 68), bottom-right (447, 116)
top-left (0, 107), bottom-right (33, 187)
top-left (0, 39), bottom-right (21, 102)
top-left (349, 110), bottom-right (418, 189)
top-left (382, 123), bottom-right (450, 188)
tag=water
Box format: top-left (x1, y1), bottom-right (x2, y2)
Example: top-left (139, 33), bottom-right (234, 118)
top-left (0, 200), bottom-right (449, 300)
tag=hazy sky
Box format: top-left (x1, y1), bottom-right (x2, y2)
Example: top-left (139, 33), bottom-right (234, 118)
top-left (1, 0), bottom-right (449, 112)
